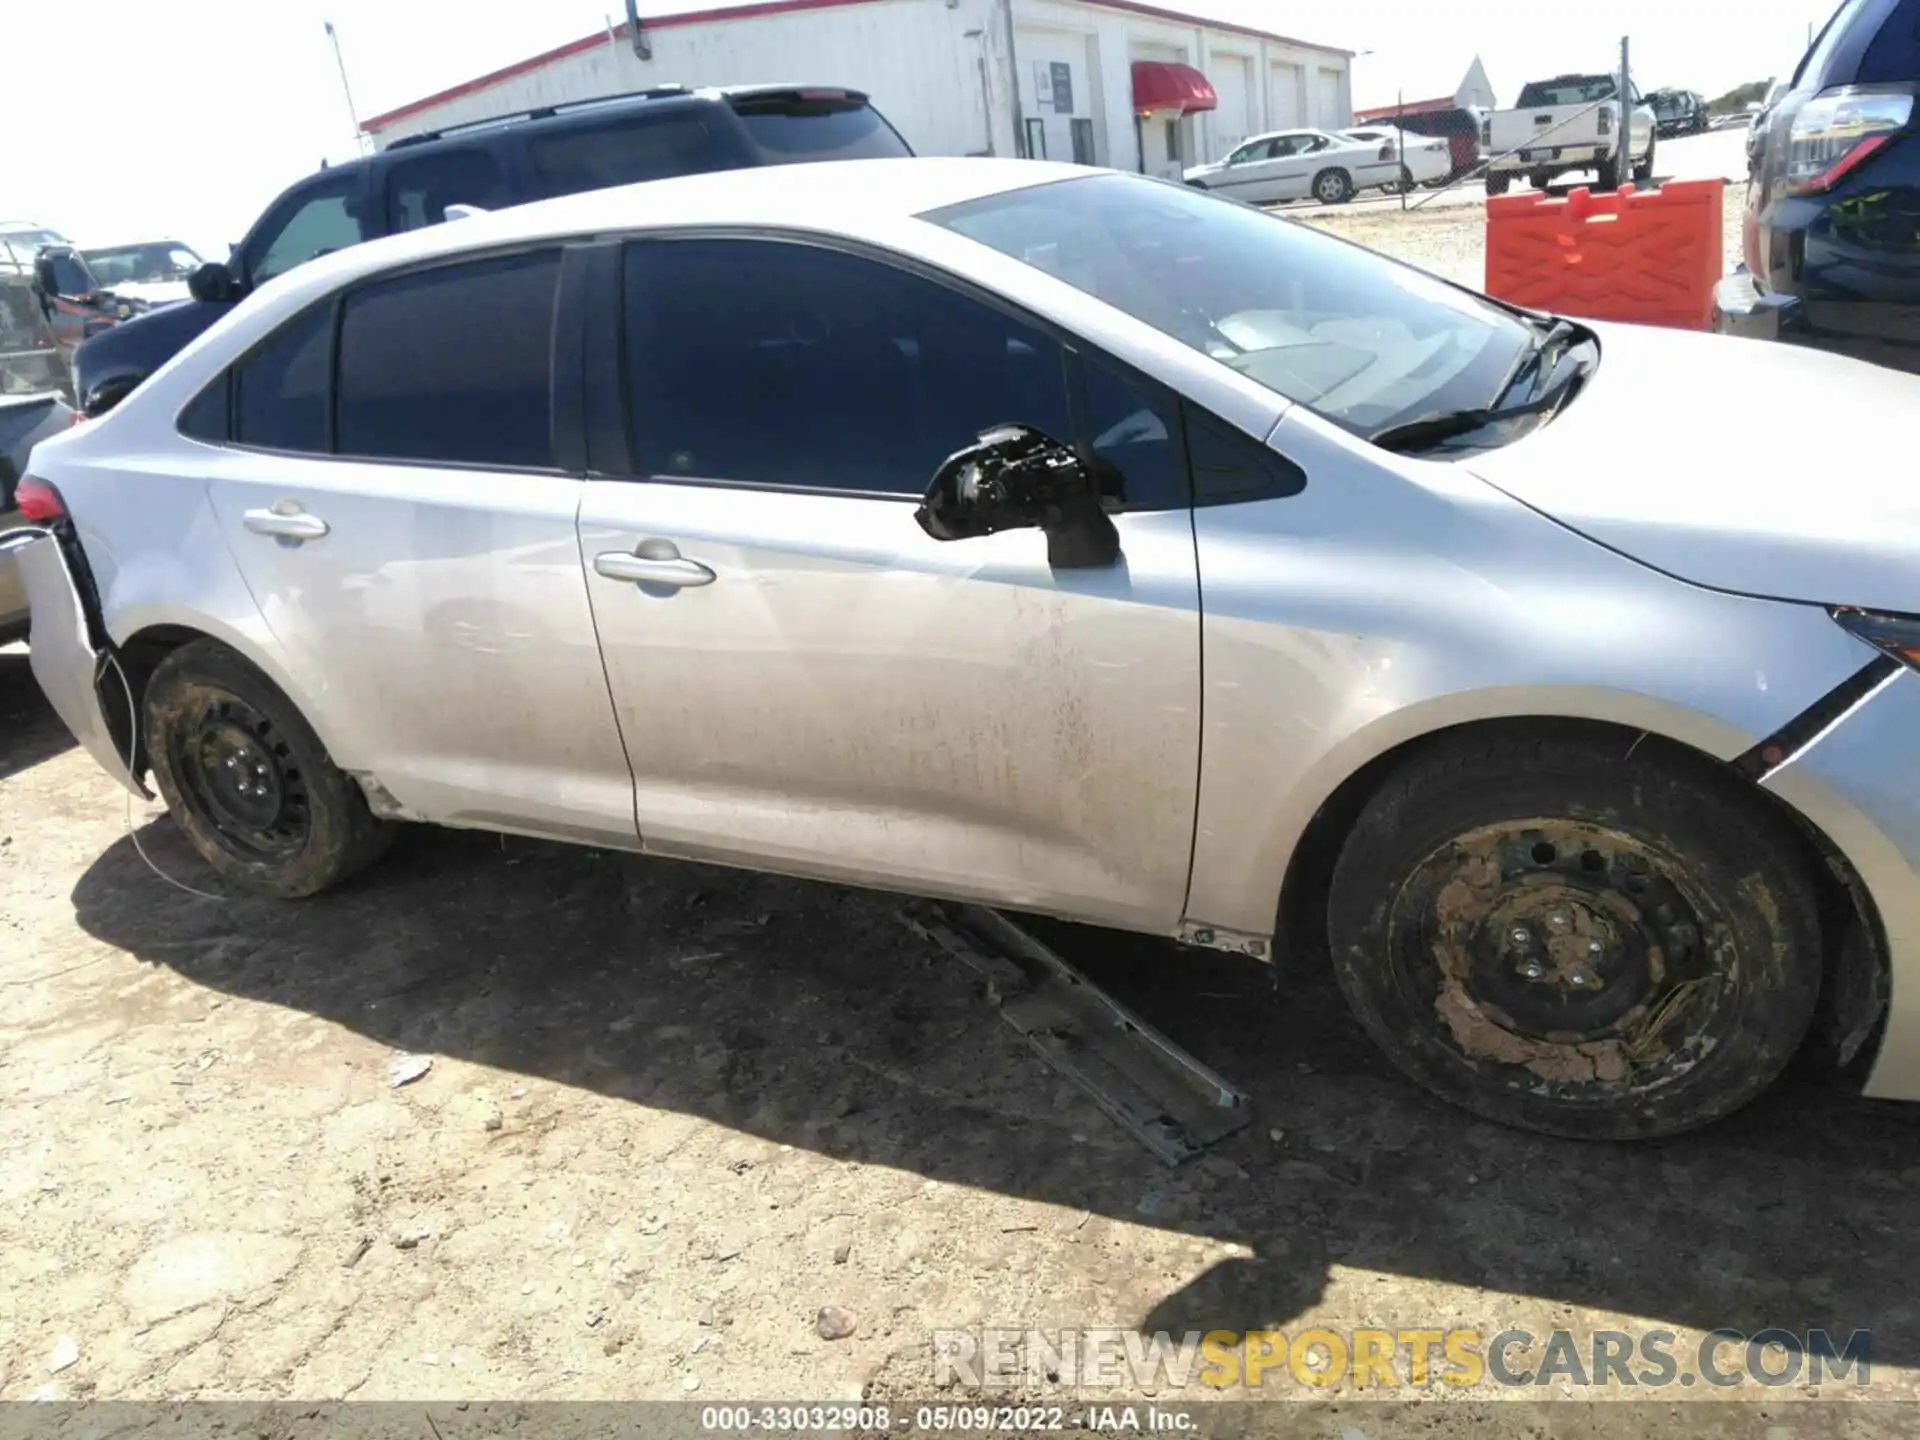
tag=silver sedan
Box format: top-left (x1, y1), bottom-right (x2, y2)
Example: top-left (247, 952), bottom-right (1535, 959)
top-left (12, 158), bottom-right (1919, 1140)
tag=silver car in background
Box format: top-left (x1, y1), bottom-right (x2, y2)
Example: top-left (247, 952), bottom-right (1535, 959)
top-left (14, 158), bottom-right (1920, 1141)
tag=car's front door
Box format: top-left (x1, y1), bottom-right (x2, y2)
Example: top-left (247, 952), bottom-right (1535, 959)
top-left (199, 248), bottom-right (638, 846)
top-left (1211, 138), bottom-right (1287, 201)
top-left (576, 237), bottom-right (1203, 930)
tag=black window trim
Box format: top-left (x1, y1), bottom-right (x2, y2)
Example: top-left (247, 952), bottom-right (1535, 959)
top-left (175, 239), bottom-right (584, 478)
top-left (592, 224), bottom-right (1272, 511)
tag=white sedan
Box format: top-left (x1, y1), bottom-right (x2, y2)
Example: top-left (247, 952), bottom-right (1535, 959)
top-left (1182, 128), bottom-right (1405, 205)
top-left (1341, 127), bottom-right (1454, 191)
top-left (14, 157), bottom-right (1920, 1141)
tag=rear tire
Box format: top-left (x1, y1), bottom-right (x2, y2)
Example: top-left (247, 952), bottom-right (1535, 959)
top-left (1484, 170), bottom-right (1511, 196)
top-left (1312, 167), bottom-right (1354, 205)
top-left (1634, 140), bottom-right (1656, 184)
top-left (1596, 153), bottom-right (1623, 191)
top-left (1326, 729), bottom-right (1823, 1140)
top-left (144, 640), bottom-right (393, 898)
top-left (1528, 170), bottom-right (1554, 190)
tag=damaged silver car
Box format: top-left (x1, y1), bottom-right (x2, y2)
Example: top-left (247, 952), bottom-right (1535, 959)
top-left (12, 159), bottom-right (1920, 1140)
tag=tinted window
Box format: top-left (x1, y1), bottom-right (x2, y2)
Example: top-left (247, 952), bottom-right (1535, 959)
top-left (46, 253), bottom-right (91, 295)
top-left (933, 173), bottom-right (1530, 439)
top-left (1859, 0), bottom-right (1920, 83)
top-left (730, 96), bottom-right (912, 162)
top-left (1184, 406), bottom-right (1304, 506)
top-left (1084, 362), bottom-right (1184, 509)
top-left (234, 304), bottom-right (330, 452)
top-left (528, 116), bottom-right (726, 196)
top-left (386, 149), bottom-right (509, 232)
top-left (622, 240), bottom-right (1072, 495)
top-left (250, 178), bottom-right (366, 284)
top-left (336, 251), bottom-right (558, 468)
top-left (179, 376), bottom-right (231, 443)
top-left (1516, 76), bottom-right (1618, 106)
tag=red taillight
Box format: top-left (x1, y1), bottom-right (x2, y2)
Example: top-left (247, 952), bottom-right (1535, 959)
top-left (15, 477), bottom-right (66, 522)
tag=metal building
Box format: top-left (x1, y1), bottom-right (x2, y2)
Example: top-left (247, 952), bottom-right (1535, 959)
top-left (362, 0), bottom-right (1353, 178)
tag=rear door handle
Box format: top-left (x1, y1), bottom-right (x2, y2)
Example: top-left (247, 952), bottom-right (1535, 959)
top-left (243, 507), bottom-right (329, 541)
top-left (593, 547), bottom-right (716, 589)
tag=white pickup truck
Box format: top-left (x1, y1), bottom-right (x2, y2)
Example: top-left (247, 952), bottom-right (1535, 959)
top-left (1482, 73), bottom-right (1656, 194)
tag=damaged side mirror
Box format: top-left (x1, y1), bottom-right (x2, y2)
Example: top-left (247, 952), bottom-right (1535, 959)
top-left (915, 424), bottom-right (1119, 569)
top-left (188, 261), bottom-right (242, 304)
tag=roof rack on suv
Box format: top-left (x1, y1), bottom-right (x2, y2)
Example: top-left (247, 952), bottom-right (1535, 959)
top-left (385, 84), bottom-right (696, 149)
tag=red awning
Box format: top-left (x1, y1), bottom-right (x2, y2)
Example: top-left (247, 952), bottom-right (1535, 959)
top-left (1130, 61), bottom-right (1217, 116)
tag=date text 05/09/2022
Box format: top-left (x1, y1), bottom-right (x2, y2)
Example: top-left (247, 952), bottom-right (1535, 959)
top-left (698, 1404), bottom-right (1198, 1431)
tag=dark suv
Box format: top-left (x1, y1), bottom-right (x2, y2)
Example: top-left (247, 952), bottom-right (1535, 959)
top-left (74, 84), bottom-right (911, 414)
top-left (1719, 0), bottom-right (1920, 368)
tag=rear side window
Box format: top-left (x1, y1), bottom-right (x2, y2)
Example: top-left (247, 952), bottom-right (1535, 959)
top-left (336, 250), bottom-right (559, 469)
top-left (385, 148), bottom-right (509, 232)
top-left (528, 116), bottom-right (727, 196)
top-left (1516, 76), bottom-right (1617, 106)
top-left (234, 304), bottom-right (330, 452)
top-left (730, 95), bottom-right (912, 162)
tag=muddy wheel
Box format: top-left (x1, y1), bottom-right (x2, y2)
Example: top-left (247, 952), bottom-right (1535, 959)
top-left (144, 640), bottom-right (392, 898)
top-left (1326, 730), bottom-right (1822, 1140)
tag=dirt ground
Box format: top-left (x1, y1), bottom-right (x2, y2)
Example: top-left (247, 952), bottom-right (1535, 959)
top-left (1294, 181), bottom-right (1752, 293)
top-left (5, 635), bottom-right (1920, 1430)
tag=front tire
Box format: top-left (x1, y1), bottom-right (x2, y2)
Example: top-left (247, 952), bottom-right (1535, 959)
top-left (1326, 729), bottom-right (1823, 1140)
top-left (1483, 170), bottom-right (1511, 196)
top-left (144, 640), bottom-right (393, 898)
top-left (1633, 140), bottom-right (1656, 184)
top-left (1596, 153), bottom-right (1623, 191)
top-left (1312, 167), bottom-right (1354, 205)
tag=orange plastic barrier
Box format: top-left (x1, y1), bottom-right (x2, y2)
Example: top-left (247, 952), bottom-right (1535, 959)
top-left (1483, 179), bottom-right (1725, 331)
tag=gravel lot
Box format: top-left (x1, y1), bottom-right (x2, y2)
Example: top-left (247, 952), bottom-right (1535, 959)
top-left (4, 177), bottom-right (1919, 1427)
top-left (1292, 182), bottom-right (1750, 293)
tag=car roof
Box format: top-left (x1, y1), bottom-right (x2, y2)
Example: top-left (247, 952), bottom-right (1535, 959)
top-left (258, 158), bottom-right (1091, 301)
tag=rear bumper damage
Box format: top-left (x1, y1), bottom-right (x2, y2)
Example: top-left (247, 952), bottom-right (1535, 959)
top-left (8, 529), bottom-right (146, 798)
top-left (1714, 266), bottom-right (1807, 340)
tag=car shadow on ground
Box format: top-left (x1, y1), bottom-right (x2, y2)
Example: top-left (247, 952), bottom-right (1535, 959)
top-left (0, 648), bottom-right (74, 782)
top-left (63, 806), bottom-right (1920, 1365)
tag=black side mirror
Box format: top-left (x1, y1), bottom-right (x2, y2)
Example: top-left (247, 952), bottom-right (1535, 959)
top-left (916, 423), bottom-right (1119, 570)
top-left (188, 261), bottom-right (241, 304)
top-left (83, 372), bottom-right (144, 418)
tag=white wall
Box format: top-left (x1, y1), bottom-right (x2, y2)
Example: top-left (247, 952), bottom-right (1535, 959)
top-left (368, 0), bottom-right (1349, 174)
top-left (1015, 0), bottom-right (1349, 173)
top-left (371, 0), bottom-right (1017, 160)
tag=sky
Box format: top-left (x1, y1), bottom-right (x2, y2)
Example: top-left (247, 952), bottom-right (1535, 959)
top-left (5, 0), bottom-right (1830, 257)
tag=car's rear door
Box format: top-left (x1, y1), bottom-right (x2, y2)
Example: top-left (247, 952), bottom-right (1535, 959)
top-left (197, 246), bottom-right (638, 845)
top-left (575, 236), bottom-right (1202, 931)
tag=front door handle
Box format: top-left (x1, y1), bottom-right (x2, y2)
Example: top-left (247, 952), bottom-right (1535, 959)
top-left (593, 544), bottom-right (715, 589)
top-left (243, 506), bottom-right (329, 541)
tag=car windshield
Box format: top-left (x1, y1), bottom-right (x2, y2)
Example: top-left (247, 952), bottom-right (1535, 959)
top-left (926, 174), bottom-right (1532, 438)
top-left (80, 242), bottom-right (203, 284)
top-left (1517, 76), bottom-right (1618, 106)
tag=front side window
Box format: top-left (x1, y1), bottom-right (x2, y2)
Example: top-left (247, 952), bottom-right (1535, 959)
top-left (336, 250), bottom-right (559, 469)
top-left (233, 304), bottom-right (330, 452)
top-left (621, 239), bottom-right (1075, 496)
top-left (249, 177), bottom-right (367, 284)
top-left (528, 116), bottom-right (726, 197)
top-left (1228, 139), bottom-right (1272, 164)
top-left (929, 173), bottom-right (1532, 439)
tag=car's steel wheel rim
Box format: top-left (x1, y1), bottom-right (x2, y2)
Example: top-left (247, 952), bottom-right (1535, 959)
top-left (1317, 174), bottom-right (1344, 201)
top-left (1389, 817), bottom-right (1731, 1096)
top-left (173, 695), bottom-right (309, 862)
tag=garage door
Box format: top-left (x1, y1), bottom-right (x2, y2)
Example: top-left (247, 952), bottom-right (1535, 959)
top-left (1208, 53), bottom-right (1253, 160)
top-left (1268, 62), bottom-right (1303, 128)
top-left (1318, 67), bottom-right (1347, 127)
